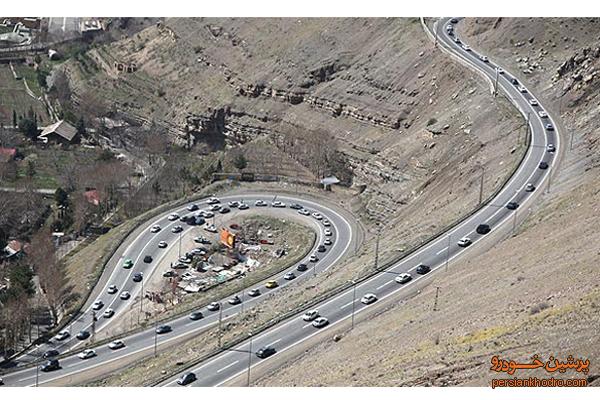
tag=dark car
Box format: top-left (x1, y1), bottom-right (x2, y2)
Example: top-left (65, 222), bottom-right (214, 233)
top-left (545, 124), bottom-right (554, 131)
top-left (290, 203), bottom-right (303, 210)
top-left (296, 263), bottom-right (308, 272)
top-left (219, 207), bottom-right (231, 214)
top-left (155, 325), bottom-right (172, 334)
top-left (132, 272), bottom-right (143, 282)
top-left (416, 264), bottom-right (431, 275)
top-left (180, 215), bottom-right (190, 223)
top-left (450, 18), bottom-right (458, 23)
top-left (255, 346), bottom-right (277, 359)
top-left (143, 255), bottom-right (153, 263)
top-left (187, 204), bottom-right (199, 211)
top-left (511, 78), bottom-right (519, 85)
top-left (40, 359), bottom-right (60, 372)
top-left (317, 245), bottom-right (326, 253)
top-left (163, 270), bottom-right (177, 278)
top-left (539, 161), bottom-right (549, 170)
top-left (189, 311), bottom-right (204, 321)
top-left (506, 202), bottom-right (519, 210)
top-left (76, 330), bottom-right (90, 340)
top-left (476, 224), bottom-right (491, 234)
top-left (43, 349), bottom-right (60, 359)
top-left (177, 372), bottom-right (197, 386)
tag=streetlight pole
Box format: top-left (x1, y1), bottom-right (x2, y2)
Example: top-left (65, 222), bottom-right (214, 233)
top-left (247, 333), bottom-right (253, 387)
top-left (351, 281), bottom-right (357, 330)
top-left (139, 277), bottom-right (144, 324)
top-left (178, 230), bottom-right (182, 259)
top-left (494, 68), bottom-right (499, 97)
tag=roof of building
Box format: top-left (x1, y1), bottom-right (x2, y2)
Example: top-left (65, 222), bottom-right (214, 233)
top-left (320, 176), bottom-right (340, 185)
top-left (0, 147), bottom-right (16, 162)
top-left (3, 240), bottom-right (28, 257)
top-left (39, 120), bottom-right (77, 142)
top-left (84, 189), bottom-right (100, 206)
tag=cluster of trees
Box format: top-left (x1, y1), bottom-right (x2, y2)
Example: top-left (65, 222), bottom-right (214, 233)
top-left (15, 106), bottom-right (39, 138)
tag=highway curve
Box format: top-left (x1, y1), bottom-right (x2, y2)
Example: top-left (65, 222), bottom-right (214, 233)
top-left (0, 16), bottom-right (562, 387)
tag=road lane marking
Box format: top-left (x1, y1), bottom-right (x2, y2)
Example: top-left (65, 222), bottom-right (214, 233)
top-left (436, 247), bottom-right (448, 255)
top-left (216, 360), bottom-right (239, 373)
top-left (266, 338), bottom-right (281, 348)
top-left (376, 280), bottom-right (393, 290)
top-left (340, 300), bottom-right (354, 309)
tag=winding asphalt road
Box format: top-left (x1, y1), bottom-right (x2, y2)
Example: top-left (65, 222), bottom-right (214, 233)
top-left (0, 17), bottom-right (562, 387)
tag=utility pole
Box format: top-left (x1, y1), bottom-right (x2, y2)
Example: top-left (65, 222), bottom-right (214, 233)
top-left (178, 230), bottom-right (182, 259)
top-left (433, 286), bottom-right (440, 311)
top-left (351, 281), bottom-right (357, 330)
top-left (478, 167), bottom-right (485, 205)
top-left (218, 303), bottom-right (223, 348)
top-left (247, 333), bottom-right (253, 387)
top-left (139, 277), bottom-right (144, 324)
top-left (494, 68), bottom-right (499, 97)
top-left (91, 311), bottom-right (96, 343)
top-left (445, 234), bottom-right (451, 272)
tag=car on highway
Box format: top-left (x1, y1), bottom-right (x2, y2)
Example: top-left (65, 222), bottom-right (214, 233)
top-left (545, 123), bottom-right (554, 131)
top-left (290, 203), bottom-right (303, 210)
top-left (312, 317), bottom-right (329, 328)
top-left (103, 308), bottom-right (115, 318)
top-left (272, 201), bottom-right (286, 208)
top-left (78, 349), bottom-right (96, 360)
top-left (416, 264), bottom-right (431, 274)
top-left (171, 225), bottom-right (183, 233)
top-left (228, 200), bottom-right (240, 208)
top-left (238, 202), bottom-right (249, 210)
top-left (255, 200), bottom-right (267, 207)
top-left (132, 272), bottom-right (143, 282)
top-left (317, 245), bottom-right (327, 253)
top-left (92, 300), bottom-right (104, 310)
top-left (155, 325), bottom-right (172, 334)
top-left (309, 254), bottom-right (319, 262)
top-left (206, 197), bottom-right (220, 204)
top-left (107, 284), bottom-right (118, 294)
top-left (143, 255), bottom-right (153, 263)
top-left (538, 110), bottom-right (548, 118)
top-left (457, 237), bottom-right (472, 247)
top-left (122, 259), bottom-right (134, 269)
top-left (248, 288), bottom-right (261, 297)
top-left (454, 36), bottom-right (460, 43)
top-left (265, 280), bottom-right (278, 289)
top-left (284, 272), bottom-right (296, 280)
top-left (395, 273), bottom-right (412, 284)
top-left (322, 219), bottom-right (331, 227)
top-left (43, 349), bottom-right (60, 359)
top-left (479, 55), bottom-right (489, 62)
top-left (228, 295), bottom-right (242, 305)
top-left (298, 209), bottom-right (310, 216)
top-left (168, 213), bottom-right (179, 221)
top-left (150, 225), bottom-right (161, 233)
top-left (361, 293), bottom-right (378, 305)
top-left (189, 311), bottom-right (204, 320)
top-left (120, 291), bottom-right (131, 300)
top-left (108, 340), bottom-right (125, 350)
top-left (461, 44), bottom-right (471, 51)
top-left (539, 161), bottom-right (549, 170)
top-left (296, 263), bottom-right (308, 272)
top-left (194, 236), bottom-right (211, 244)
top-left (547, 144), bottom-right (556, 152)
top-left (207, 302), bottom-right (220, 311)
top-left (312, 212), bottom-right (323, 220)
top-left (324, 228), bottom-right (332, 236)
top-left (177, 372), bottom-right (197, 386)
top-left (158, 241), bottom-right (168, 249)
top-left (450, 18), bottom-right (458, 23)
top-left (201, 210), bottom-right (214, 218)
top-left (324, 238), bottom-right (333, 246)
top-left (526, 183), bottom-right (536, 192)
top-left (506, 201), bottom-right (519, 210)
top-left (445, 24), bottom-right (453, 32)
top-left (256, 346), bottom-right (277, 359)
top-left (303, 309), bottom-right (320, 321)
top-left (40, 359), bottom-right (60, 372)
top-left (517, 85), bottom-right (527, 93)
top-left (476, 223), bottom-right (491, 234)
top-left (496, 67), bottom-right (504, 74)
top-left (528, 99), bottom-right (538, 106)
top-left (76, 330), bottom-right (90, 340)
top-left (219, 207), bottom-right (230, 214)
top-left (187, 204), bottom-right (199, 211)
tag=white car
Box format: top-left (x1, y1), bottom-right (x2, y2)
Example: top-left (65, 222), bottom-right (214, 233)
top-left (103, 308), bottom-right (115, 318)
top-left (107, 285), bottom-right (118, 294)
top-left (208, 204), bottom-right (221, 212)
top-left (108, 340), bottom-right (125, 350)
top-left (284, 272), bottom-right (296, 280)
top-left (538, 110), bottom-right (548, 118)
top-left (312, 317), bottom-right (329, 328)
top-left (207, 302), bottom-right (220, 311)
top-left (309, 254), bottom-right (319, 262)
top-left (529, 99), bottom-right (538, 106)
top-left (202, 210), bottom-right (214, 218)
top-left (206, 197), bottom-right (220, 205)
top-left (204, 224), bottom-right (217, 233)
top-left (518, 85), bottom-right (527, 93)
top-left (496, 67), bottom-right (504, 74)
top-left (454, 36), bottom-right (461, 44)
top-left (54, 330), bottom-right (70, 341)
top-left (526, 183), bottom-right (536, 192)
top-left (171, 225), bottom-right (183, 233)
top-left (238, 202), bottom-right (249, 210)
top-left (271, 201), bottom-right (286, 208)
top-left (158, 241), bottom-right (168, 249)
top-left (545, 123), bottom-right (554, 131)
top-left (324, 229), bottom-right (332, 236)
top-left (228, 201), bottom-right (240, 208)
top-left (361, 293), bottom-right (378, 305)
top-left (168, 213), bottom-right (179, 221)
top-left (150, 225), bottom-right (161, 233)
top-left (120, 291), bottom-right (131, 300)
top-left (255, 200), bottom-right (267, 207)
top-left (479, 55), bottom-right (489, 62)
top-left (457, 237), bottom-right (472, 247)
top-left (78, 349), bottom-right (96, 360)
top-left (92, 300), bottom-right (104, 311)
top-left (324, 238), bottom-right (333, 246)
top-left (395, 273), bottom-right (412, 284)
top-left (547, 144), bottom-right (556, 153)
top-left (298, 209), bottom-right (310, 216)
top-left (312, 212), bottom-right (323, 220)
top-left (461, 44), bottom-right (471, 51)
top-left (303, 309), bottom-right (320, 321)
top-left (322, 219), bottom-right (331, 227)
